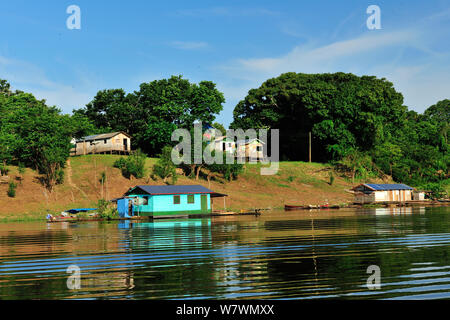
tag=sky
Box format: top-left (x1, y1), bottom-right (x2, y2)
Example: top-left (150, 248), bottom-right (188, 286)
top-left (1, 0), bottom-right (450, 127)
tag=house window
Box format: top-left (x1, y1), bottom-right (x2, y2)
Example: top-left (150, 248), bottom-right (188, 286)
top-left (143, 196), bottom-right (148, 205)
top-left (256, 146), bottom-right (262, 151)
top-left (173, 195), bottom-right (180, 204)
top-left (104, 139), bottom-right (107, 144)
top-left (187, 195), bottom-right (195, 204)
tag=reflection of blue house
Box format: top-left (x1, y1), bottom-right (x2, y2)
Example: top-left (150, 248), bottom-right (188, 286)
top-left (117, 185), bottom-right (224, 218)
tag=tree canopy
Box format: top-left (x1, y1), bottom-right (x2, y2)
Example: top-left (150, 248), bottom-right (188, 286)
top-left (231, 72), bottom-right (407, 161)
top-left (231, 72), bottom-right (449, 191)
top-left (75, 75), bottom-right (225, 156)
top-left (0, 79), bottom-right (95, 190)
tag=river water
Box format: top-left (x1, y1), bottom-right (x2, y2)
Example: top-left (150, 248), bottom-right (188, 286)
top-left (0, 206), bottom-right (449, 300)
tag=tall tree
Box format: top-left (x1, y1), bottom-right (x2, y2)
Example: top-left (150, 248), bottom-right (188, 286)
top-left (77, 75), bottom-right (225, 156)
top-left (231, 72), bottom-right (406, 161)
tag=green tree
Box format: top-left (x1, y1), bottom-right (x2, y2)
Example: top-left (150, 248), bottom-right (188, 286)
top-left (153, 145), bottom-right (177, 184)
top-left (212, 122), bottom-right (227, 136)
top-left (231, 72), bottom-right (406, 161)
top-left (77, 75), bottom-right (225, 156)
top-left (113, 149), bottom-right (147, 179)
top-left (0, 83), bottom-right (72, 191)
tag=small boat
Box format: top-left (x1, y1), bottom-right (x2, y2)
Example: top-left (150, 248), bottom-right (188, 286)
top-left (285, 204), bottom-right (340, 211)
top-left (65, 208), bottom-right (97, 214)
top-left (211, 209), bottom-right (262, 216)
top-left (284, 205), bottom-right (307, 210)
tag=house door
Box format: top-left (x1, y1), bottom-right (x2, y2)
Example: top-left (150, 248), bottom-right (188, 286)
top-left (123, 139), bottom-right (128, 151)
top-left (201, 195), bottom-right (208, 212)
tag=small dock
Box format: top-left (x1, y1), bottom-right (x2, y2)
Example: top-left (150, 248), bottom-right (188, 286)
top-left (47, 209), bottom-right (262, 223)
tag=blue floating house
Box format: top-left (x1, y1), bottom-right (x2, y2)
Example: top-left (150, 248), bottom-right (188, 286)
top-left (116, 185), bottom-right (226, 218)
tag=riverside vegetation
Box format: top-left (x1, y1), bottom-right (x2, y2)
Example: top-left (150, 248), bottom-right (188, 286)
top-left (0, 72), bottom-right (448, 220)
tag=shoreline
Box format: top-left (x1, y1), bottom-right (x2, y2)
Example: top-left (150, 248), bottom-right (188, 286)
top-left (2, 201), bottom-right (449, 224)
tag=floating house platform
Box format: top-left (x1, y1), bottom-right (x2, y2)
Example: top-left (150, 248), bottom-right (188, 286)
top-left (115, 185), bottom-right (231, 219)
top-left (352, 183), bottom-right (417, 204)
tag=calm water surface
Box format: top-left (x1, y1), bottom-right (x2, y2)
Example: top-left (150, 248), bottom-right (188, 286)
top-left (1, 206), bottom-right (450, 299)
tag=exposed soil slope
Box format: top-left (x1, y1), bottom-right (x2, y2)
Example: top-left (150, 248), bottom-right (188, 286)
top-left (0, 155), bottom-right (389, 221)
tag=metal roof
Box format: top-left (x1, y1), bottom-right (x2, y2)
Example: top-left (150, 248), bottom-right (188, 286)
top-left (364, 183), bottom-right (413, 191)
top-left (126, 185), bottom-right (215, 195)
top-left (76, 131), bottom-right (130, 142)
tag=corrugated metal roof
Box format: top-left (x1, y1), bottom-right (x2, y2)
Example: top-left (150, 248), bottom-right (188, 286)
top-left (76, 132), bottom-right (130, 142)
top-left (365, 183), bottom-right (413, 190)
top-left (126, 185), bottom-right (215, 195)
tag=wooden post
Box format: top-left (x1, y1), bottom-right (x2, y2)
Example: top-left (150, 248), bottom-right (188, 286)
top-left (309, 131), bottom-right (312, 163)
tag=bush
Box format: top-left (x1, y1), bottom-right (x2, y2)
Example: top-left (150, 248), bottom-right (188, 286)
top-left (153, 146), bottom-right (177, 184)
top-left (99, 171), bottom-right (107, 184)
top-left (329, 171), bottom-right (335, 185)
top-left (18, 162), bottom-right (25, 175)
top-left (7, 181), bottom-right (17, 197)
top-left (113, 149), bottom-right (147, 179)
top-left (96, 199), bottom-right (118, 220)
top-left (207, 152), bottom-right (244, 182)
top-left (56, 168), bottom-right (64, 185)
top-left (0, 165), bottom-right (9, 176)
top-left (421, 182), bottom-right (447, 199)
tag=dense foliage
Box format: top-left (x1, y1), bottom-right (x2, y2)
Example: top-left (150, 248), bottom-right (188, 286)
top-left (152, 146), bottom-right (178, 184)
top-left (0, 79), bottom-right (95, 191)
top-left (231, 72), bottom-right (449, 192)
top-left (113, 149), bottom-right (147, 179)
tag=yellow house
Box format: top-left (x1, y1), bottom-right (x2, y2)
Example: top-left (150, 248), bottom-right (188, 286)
top-left (236, 138), bottom-right (265, 161)
top-left (70, 132), bottom-right (131, 156)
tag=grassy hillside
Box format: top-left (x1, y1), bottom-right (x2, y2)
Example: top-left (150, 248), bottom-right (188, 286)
top-left (0, 155), bottom-right (391, 221)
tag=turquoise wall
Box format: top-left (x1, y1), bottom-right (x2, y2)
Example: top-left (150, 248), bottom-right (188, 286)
top-left (127, 193), bottom-right (210, 215)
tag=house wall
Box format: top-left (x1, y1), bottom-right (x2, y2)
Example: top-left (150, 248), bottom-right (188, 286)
top-left (207, 139), bottom-right (235, 154)
top-left (127, 193), bottom-right (211, 217)
top-left (354, 190), bottom-right (413, 203)
top-left (374, 191), bottom-right (388, 201)
top-left (354, 192), bottom-right (375, 203)
top-left (74, 133), bottom-right (131, 155)
top-left (413, 192), bottom-right (425, 200)
top-left (237, 141), bottom-right (264, 160)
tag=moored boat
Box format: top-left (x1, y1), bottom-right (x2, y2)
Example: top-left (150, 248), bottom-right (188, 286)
top-left (284, 204), bottom-right (340, 211)
top-left (284, 204), bottom-right (306, 210)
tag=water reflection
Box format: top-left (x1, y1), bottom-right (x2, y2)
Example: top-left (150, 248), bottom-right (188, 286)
top-left (0, 207), bottom-right (449, 299)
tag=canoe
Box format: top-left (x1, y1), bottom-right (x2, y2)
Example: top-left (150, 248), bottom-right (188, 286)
top-left (285, 204), bottom-right (339, 211)
top-left (284, 205), bottom-right (307, 210)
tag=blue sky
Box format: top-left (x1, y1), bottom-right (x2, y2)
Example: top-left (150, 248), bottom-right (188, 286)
top-left (1, 0), bottom-right (450, 126)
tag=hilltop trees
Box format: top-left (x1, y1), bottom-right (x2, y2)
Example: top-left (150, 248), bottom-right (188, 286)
top-left (0, 90), bottom-right (72, 190)
top-left (231, 72), bottom-right (449, 191)
top-left (0, 79), bottom-right (94, 191)
top-left (231, 72), bottom-right (406, 161)
top-left (76, 75), bottom-right (225, 156)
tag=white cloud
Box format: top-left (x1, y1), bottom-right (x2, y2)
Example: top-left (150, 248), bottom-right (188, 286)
top-left (216, 26), bottom-right (450, 114)
top-left (229, 29), bottom-right (421, 76)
